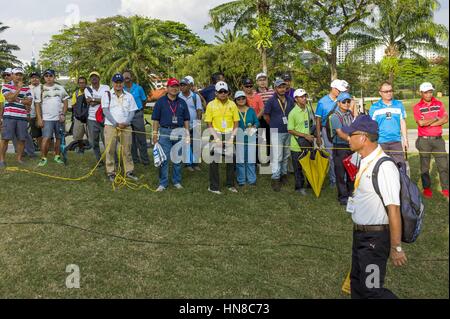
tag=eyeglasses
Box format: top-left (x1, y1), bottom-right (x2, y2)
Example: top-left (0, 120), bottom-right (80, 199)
top-left (380, 90), bottom-right (393, 94)
top-left (236, 97), bottom-right (246, 101)
top-left (341, 99), bottom-right (352, 104)
top-left (180, 83), bottom-right (188, 87)
top-left (244, 85), bottom-right (253, 88)
top-left (217, 90), bottom-right (228, 94)
top-left (44, 74), bottom-right (54, 78)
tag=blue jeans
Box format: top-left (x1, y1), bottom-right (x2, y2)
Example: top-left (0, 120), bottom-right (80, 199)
top-left (236, 139), bottom-right (257, 185)
top-left (158, 127), bottom-right (184, 187)
top-left (271, 132), bottom-right (290, 180)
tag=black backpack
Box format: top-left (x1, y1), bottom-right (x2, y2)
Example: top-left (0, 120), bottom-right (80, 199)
top-left (73, 87), bottom-right (92, 123)
top-left (324, 106), bottom-right (343, 142)
top-left (372, 157), bottom-right (425, 243)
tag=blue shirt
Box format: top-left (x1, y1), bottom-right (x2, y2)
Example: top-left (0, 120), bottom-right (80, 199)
top-left (316, 94), bottom-right (337, 126)
top-left (330, 109), bottom-right (354, 145)
top-left (369, 99), bottom-right (406, 144)
top-left (178, 91), bottom-right (203, 129)
top-left (237, 107), bottom-right (259, 144)
top-left (200, 85), bottom-right (216, 104)
top-left (124, 83), bottom-right (147, 110)
top-left (264, 95), bottom-right (295, 133)
top-left (152, 95), bottom-right (190, 128)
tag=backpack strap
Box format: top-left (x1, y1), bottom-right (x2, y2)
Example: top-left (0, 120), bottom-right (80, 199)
top-left (372, 156), bottom-right (397, 212)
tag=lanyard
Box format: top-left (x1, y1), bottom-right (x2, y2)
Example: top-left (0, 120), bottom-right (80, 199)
top-left (168, 99), bottom-right (178, 115)
top-left (277, 98), bottom-right (287, 115)
top-left (353, 149), bottom-right (383, 192)
top-left (238, 109), bottom-right (248, 125)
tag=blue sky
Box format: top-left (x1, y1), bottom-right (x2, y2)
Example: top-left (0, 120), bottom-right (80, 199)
top-left (0, 0), bottom-right (448, 64)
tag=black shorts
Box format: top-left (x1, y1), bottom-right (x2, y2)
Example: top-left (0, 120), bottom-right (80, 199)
top-left (30, 118), bottom-right (42, 138)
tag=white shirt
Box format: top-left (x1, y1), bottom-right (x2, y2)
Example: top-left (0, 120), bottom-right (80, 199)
top-left (41, 84), bottom-right (69, 121)
top-left (29, 84), bottom-right (41, 119)
top-left (85, 84), bottom-right (110, 121)
top-left (101, 89), bottom-right (138, 126)
top-left (352, 145), bottom-right (401, 225)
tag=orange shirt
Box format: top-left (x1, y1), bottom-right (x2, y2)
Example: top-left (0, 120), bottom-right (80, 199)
top-left (246, 92), bottom-right (264, 117)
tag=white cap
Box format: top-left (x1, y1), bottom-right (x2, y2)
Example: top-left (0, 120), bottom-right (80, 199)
top-left (185, 75), bottom-right (194, 85)
top-left (294, 89), bottom-right (308, 98)
top-left (234, 91), bottom-right (246, 99)
top-left (215, 81), bottom-right (229, 92)
top-left (340, 80), bottom-right (350, 91)
top-left (12, 67), bottom-right (24, 74)
top-left (256, 72), bottom-right (267, 80)
top-left (331, 79), bottom-right (347, 92)
top-left (420, 82), bottom-right (435, 92)
top-left (3, 68), bottom-right (13, 74)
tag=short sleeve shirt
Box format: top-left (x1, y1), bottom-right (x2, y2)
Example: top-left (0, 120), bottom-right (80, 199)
top-left (330, 109), bottom-right (354, 145)
top-left (178, 91), bottom-right (203, 128)
top-left (1, 82), bottom-right (33, 121)
top-left (246, 92), bottom-right (264, 116)
top-left (152, 95), bottom-right (190, 128)
top-left (264, 95), bottom-right (295, 133)
top-left (288, 105), bottom-right (310, 152)
top-left (315, 95), bottom-right (337, 126)
top-left (204, 98), bottom-right (239, 133)
top-left (85, 84), bottom-right (110, 121)
top-left (369, 99), bottom-right (406, 144)
top-left (41, 84), bottom-right (69, 121)
top-left (124, 83), bottom-right (147, 110)
top-left (101, 90), bottom-right (138, 126)
top-left (413, 97), bottom-right (447, 137)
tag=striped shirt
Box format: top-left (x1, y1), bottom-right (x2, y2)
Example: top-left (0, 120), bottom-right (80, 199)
top-left (257, 88), bottom-right (274, 104)
top-left (1, 82), bottom-right (32, 121)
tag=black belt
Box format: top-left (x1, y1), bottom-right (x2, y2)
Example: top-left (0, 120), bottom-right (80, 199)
top-left (353, 224), bottom-right (389, 232)
top-left (419, 136), bottom-right (442, 140)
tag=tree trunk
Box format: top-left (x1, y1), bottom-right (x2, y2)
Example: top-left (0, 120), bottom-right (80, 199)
top-left (389, 69), bottom-right (394, 84)
top-left (261, 47), bottom-right (268, 74)
top-left (330, 44), bottom-right (338, 81)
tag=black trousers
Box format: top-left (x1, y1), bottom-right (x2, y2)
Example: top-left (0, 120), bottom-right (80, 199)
top-left (291, 137), bottom-right (312, 190)
top-left (209, 134), bottom-right (235, 191)
top-left (351, 229), bottom-right (397, 299)
top-left (333, 147), bottom-right (354, 203)
top-left (131, 110), bottom-right (150, 164)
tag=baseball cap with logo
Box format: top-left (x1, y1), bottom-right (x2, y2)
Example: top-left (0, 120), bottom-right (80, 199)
top-left (185, 76), bottom-right (194, 85)
top-left (112, 73), bottom-right (124, 83)
top-left (166, 78), bottom-right (180, 87)
top-left (419, 82), bottom-right (435, 92)
top-left (256, 72), bottom-right (267, 81)
top-left (43, 69), bottom-right (56, 77)
top-left (215, 81), bottom-right (229, 92)
top-left (2, 68), bottom-right (12, 75)
top-left (293, 89), bottom-right (308, 98)
top-left (331, 79), bottom-right (347, 92)
top-left (340, 80), bottom-right (350, 91)
top-left (242, 78), bottom-right (254, 86)
top-left (337, 92), bottom-right (352, 102)
top-left (180, 78), bottom-right (190, 85)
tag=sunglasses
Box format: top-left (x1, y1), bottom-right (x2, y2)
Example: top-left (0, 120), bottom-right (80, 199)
top-left (44, 74), bottom-right (54, 77)
top-left (244, 85), bottom-right (253, 88)
top-left (217, 90), bottom-right (228, 94)
top-left (236, 97), bottom-right (246, 101)
top-left (341, 99), bottom-right (352, 104)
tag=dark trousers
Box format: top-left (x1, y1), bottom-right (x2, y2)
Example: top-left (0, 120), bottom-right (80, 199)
top-left (416, 137), bottom-right (449, 190)
top-left (259, 117), bottom-right (270, 157)
top-left (351, 229), bottom-right (397, 299)
top-left (333, 147), bottom-right (355, 203)
top-left (291, 137), bottom-right (312, 190)
top-left (87, 120), bottom-right (104, 162)
top-left (209, 134), bottom-right (235, 191)
top-left (380, 141), bottom-right (405, 165)
top-left (131, 110), bottom-right (150, 164)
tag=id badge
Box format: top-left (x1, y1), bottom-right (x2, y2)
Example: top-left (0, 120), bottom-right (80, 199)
top-left (222, 120), bottom-right (227, 129)
top-left (346, 197), bottom-right (355, 214)
top-left (282, 117), bottom-right (288, 125)
top-left (172, 116), bottom-right (178, 124)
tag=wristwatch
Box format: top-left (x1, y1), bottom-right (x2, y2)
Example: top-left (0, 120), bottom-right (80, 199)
top-left (392, 246), bottom-right (403, 253)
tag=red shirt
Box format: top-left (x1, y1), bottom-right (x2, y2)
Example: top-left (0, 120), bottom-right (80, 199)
top-left (246, 92), bottom-right (265, 117)
top-left (413, 97), bottom-right (448, 137)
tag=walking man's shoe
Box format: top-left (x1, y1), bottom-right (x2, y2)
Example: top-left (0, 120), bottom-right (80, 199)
top-left (271, 179), bottom-right (281, 192)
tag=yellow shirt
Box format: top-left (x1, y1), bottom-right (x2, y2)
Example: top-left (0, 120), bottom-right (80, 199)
top-left (0, 92), bottom-right (4, 104)
top-left (204, 98), bottom-right (239, 133)
top-left (71, 92), bottom-right (77, 107)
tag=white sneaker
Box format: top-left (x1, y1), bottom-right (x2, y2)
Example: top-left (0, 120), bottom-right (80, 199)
top-left (174, 183), bottom-right (183, 189)
top-left (155, 185), bottom-right (166, 192)
top-left (208, 187), bottom-right (222, 195)
top-left (227, 187), bottom-right (238, 193)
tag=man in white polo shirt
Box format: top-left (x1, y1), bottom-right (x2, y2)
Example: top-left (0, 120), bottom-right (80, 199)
top-left (343, 115), bottom-right (407, 299)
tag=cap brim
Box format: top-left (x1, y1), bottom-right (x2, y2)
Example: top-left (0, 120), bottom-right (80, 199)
top-left (341, 126), bottom-right (355, 135)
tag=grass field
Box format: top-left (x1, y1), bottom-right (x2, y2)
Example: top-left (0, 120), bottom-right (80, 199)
top-left (0, 148), bottom-right (448, 298)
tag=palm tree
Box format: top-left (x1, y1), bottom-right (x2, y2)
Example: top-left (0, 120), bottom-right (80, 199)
top-left (101, 16), bottom-right (164, 87)
top-left (214, 29), bottom-right (245, 44)
top-left (344, 0), bottom-right (449, 83)
top-left (208, 0), bottom-right (272, 73)
top-left (0, 22), bottom-right (21, 69)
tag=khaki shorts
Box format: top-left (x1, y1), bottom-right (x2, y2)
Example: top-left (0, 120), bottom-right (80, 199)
top-left (73, 118), bottom-right (88, 141)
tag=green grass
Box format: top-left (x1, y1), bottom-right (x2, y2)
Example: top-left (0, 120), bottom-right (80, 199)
top-left (0, 151), bottom-right (448, 298)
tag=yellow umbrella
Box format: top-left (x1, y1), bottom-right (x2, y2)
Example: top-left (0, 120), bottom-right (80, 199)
top-left (299, 149), bottom-right (330, 198)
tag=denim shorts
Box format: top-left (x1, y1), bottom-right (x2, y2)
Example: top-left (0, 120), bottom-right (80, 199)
top-left (1, 118), bottom-right (28, 141)
top-left (42, 121), bottom-right (63, 139)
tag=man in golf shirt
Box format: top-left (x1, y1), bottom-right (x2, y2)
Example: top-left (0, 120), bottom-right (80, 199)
top-left (102, 73), bottom-right (139, 182)
top-left (413, 82), bottom-right (449, 199)
top-left (315, 79), bottom-right (347, 187)
top-left (204, 81), bottom-right (240, 194)
top-left (343, 115), bottom-right (407, 299)
top-left (369, 82), bottom-right (408, 165)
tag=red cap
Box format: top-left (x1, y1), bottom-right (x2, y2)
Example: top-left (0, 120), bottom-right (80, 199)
top-left (166, 78), bottom-right (180, 87)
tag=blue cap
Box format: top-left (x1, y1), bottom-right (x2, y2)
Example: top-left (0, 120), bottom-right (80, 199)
top-left (112, 73), bottom-right (124, 83)
top-left (342, 115), bottom-right (378, 136)
top-left (337, 92), bottom-right (352, 102)
top-left (43, 69), bottom-right (56, 76)
top-left (274, 78), bottom-right (287, 88)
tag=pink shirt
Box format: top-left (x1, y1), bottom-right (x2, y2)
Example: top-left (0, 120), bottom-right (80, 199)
top-left (413, 97), bottom-right (448, 137)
